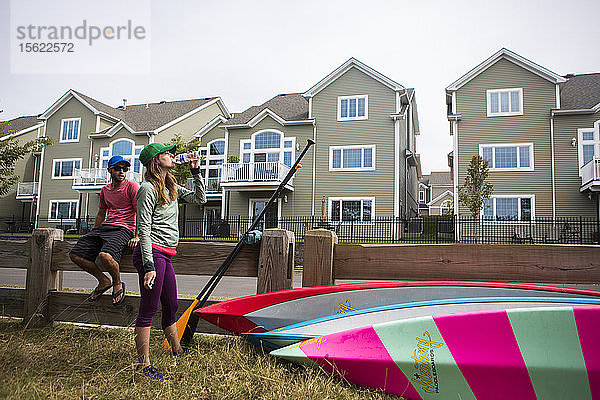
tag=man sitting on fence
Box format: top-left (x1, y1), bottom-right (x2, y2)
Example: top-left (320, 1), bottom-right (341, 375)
top-left (69, 155), bottom-right (140, 305)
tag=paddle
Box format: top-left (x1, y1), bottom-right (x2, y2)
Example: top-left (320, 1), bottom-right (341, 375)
top-left (164, 138), bottom-right (316, 350)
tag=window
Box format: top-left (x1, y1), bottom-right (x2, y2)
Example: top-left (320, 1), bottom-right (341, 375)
top-left (578, 128), bottom-right (599, 168)
top-left (486, 89), bottom-right (523, 117)
top-left (60, 118), bottom-right (81, 142)
top-left (329, 197), bottom-right (374, 223)
top-left (338, 95), bottom-right (368, 121)
top-left (240, 130), bottom-right (295, 167)
top-left (440, 199), bottom-right (453, 215)
top-left (480, 144), bottom-right (533, 171)
top-left (483, 196), bottom-right (534, 221)
top-left (419, 190), bottom-right (425, 202)
top-left (52, 158), bottom-right (82, 179)
top-left (330, 145), bottom-right (375, 171)
top-left (49, 200), bottom-right (78, 221)
top-left (100, 139), bottom-right (143, 173)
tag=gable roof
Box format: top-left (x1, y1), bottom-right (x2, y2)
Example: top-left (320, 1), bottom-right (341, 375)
top-left (446, 48), bottom-right (566, 92)
top-left (558, 73), bottom-right (600, 111)
top-left (225, 93), bottom-right (310, 127)
top-left (420, 171), bottom-right (452, 186)
top-left (39, 89), bottom-right (230, 134)
top-left (0, 115), bottom-right (42, 138)
top-left (304, 57), bottom-right (405, 98)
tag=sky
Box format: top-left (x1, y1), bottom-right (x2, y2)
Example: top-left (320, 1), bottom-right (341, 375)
top-left (1, 0), bottom-right (599, 174)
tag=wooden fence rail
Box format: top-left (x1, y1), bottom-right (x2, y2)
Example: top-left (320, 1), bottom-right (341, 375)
top-left (3, 228), bottom-right (600, 335)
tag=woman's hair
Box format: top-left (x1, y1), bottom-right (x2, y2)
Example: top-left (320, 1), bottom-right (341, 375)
top-left (144, 155), bottom-right (178, 205)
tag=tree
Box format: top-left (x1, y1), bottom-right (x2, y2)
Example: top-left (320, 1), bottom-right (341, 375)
top-left (458, 155), bottom-right (493, 218)
top-left (164, 133), bottom-right (203, 185)
top-left (0, 120), bottom-right (52, 196)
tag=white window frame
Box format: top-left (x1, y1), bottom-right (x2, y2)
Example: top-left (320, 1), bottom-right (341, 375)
top-left (419, 190), bottom-right (425, 202)
top-left (203, 139), bottom-right (226, 190)
top-left (486, 88), bottom-right (523, 117)
top-left (59, 117), bottom-right (81, 143)
top-left (577, 127), bottom-right (600, 170)
top-left (239, 130), bottom-right (295, 167)
top-left (329, 145), bottom-right (376, 171)
top-left (100, 138), bottom-right (143, 173)
top-left (337, 95), bottom-right (368, 121)
top-left (248, 198), bottom-right (281, 228)
top-left (479, 143), bottom-right (534, 171)
top-left (328, 197), bottom-right (375, 224)
top-left (52, 158), bottom-right (82, 179)
top-left (482, 195), bottom-right (535, 223)
top-left (48, 199), bottom-right (79, 222)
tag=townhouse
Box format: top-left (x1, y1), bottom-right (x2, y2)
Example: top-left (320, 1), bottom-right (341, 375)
top-left (0, 116), bottom-right (45, 230)
top-left (216, 58), bottom-right (420, 226)
top-left (418, 171), bottom-right (453, 217)
top-left (447, 48), bottom-right (600, 225)
top-left (1, 89), bottom-right (230, 230)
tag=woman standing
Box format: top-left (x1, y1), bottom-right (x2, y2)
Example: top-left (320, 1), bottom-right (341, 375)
top-left (134, 143), bottom-right (206, 381)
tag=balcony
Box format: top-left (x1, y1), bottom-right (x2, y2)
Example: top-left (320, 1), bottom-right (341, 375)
top-left (16, 182), bottom-right (38, 200)
top-left (186, 177), bottom-right (222, 197)
top-left (220, 162), bottom-right (293, 191)
top-left (580, 158), bottom-right (600, 192)
top-left (72, 168), bottom-right (142, 190)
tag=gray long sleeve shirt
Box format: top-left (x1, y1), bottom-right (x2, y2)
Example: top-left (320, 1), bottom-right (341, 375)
top-left (136, 171), bottom-right (206, 272)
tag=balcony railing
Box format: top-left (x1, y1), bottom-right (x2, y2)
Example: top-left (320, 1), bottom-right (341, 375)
top-left (16, 182), bottom-right (38, 198)
top-left (72, 168), bottom-right (142, 188)
top-left (580, 158), bottom-right (600, 189)
top-left (221, 162), bottom-right (292, 185)
top-left (186, 177), bottom-right (222, 194)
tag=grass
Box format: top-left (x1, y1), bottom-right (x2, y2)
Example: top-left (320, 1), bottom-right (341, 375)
top-left (0, 319), bottom-right (399, 400)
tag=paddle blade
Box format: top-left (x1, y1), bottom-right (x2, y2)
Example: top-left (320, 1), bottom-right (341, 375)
top-left (162, 298), bottom-right (199, 350)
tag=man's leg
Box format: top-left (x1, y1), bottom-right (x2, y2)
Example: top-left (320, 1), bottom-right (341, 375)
top-left (97, 251), bottom-right (122, 304)
top-left (69, 253), bottom-right (112, 290)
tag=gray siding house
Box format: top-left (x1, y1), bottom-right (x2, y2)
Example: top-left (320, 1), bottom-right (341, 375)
top-left (218, 58), bottom-right (420, 226)
top-left (27, 89), bottom-right (229, 230)
top-left (418, 171), bottom-right (453, 216)
top-left (447, 48), bottom-right (600, 227)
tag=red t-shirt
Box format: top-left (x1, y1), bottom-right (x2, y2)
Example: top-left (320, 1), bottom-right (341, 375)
top-left (99, 179), bottom-right (139, 234)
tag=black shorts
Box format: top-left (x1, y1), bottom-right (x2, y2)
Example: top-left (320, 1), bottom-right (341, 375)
top-left (70, 224), bottom-right (133, 264)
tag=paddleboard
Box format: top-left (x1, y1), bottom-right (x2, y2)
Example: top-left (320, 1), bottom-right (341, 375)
top-left (271, 306), bottom-right (600, 399)
top-left (244, 296), bottom-right (600, 349)
top-left (193, 281), bottom-right (600, 334)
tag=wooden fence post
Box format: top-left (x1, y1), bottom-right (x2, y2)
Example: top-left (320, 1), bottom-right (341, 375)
top-left (303, 229), bottom-right (337, 287)
top-left (257, 229), bottom-right (295, 294)
top-left (24, 228), bottom-right (63, 328)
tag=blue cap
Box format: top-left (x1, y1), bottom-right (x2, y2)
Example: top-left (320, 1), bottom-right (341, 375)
top-left (107, 155), bottom-right (131, 168)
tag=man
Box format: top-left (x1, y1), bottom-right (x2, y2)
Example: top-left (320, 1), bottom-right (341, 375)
top-left (69, 155), bottom-right (139, 305)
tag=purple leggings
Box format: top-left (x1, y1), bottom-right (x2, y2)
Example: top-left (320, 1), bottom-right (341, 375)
top-left (133, 245), bottom-right (178, 329)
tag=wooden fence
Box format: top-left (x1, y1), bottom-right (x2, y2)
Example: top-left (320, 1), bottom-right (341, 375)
top-left (0, 228), bottom-right (294, 334)
top-left (2, 228), bottom-right (600, 335)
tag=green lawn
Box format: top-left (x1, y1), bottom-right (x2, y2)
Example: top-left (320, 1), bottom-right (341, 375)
top-left (0, 319), bottom-right (398, 400)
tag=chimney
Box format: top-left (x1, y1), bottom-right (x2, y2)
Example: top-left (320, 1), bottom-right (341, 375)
top-left (122, 99), bottom-right (127, 110)
top-left (145, 103), bottom-right (149, 109)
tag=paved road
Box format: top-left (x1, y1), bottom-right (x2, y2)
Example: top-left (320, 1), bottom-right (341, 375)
top-left (0, 267), bottom-right (303, 298)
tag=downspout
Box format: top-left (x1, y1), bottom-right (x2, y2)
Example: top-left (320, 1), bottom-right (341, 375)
top-left (550, 116), bottom-right (556, 220)
top-left (34, 123), bottom-right (46, 228)
top-left (312, 123), bottom-right (316, 217)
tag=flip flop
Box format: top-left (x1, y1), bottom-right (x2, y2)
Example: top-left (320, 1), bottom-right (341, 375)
top-left (87, 284), bottom-right (112, 302)
top-left (112, 282), bottom-right (126, 306)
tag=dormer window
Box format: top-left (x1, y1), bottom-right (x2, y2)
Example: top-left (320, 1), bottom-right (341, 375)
top-left (338, 95), bottom-right (368, 121)
top-left (486, 89), bottom-right (523, 117)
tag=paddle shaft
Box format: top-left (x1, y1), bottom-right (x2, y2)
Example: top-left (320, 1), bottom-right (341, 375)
top-left (180, 138), bottom-right (315, 347)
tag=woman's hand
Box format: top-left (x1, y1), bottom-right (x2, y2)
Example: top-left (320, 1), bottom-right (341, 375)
top-left (144, 271), bottom-right (156, 290)
top-left (189, 157), bottom-right (199, 169)
top-left (128, 236), bottom-right (140, 248)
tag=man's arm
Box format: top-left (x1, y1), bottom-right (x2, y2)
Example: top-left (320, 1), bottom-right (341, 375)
top-left (94, 208), bottom-right (107, 228)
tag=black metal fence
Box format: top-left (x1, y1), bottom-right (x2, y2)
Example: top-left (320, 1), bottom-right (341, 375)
top-left (2, 215), bottom-right (599, 245)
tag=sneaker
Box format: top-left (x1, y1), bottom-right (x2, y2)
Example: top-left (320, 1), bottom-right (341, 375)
top-left (141, 364), bottom-right (165, 382)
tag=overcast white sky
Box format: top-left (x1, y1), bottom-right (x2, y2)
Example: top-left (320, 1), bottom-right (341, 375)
top-left (1, 0), bottom-right (599, 174)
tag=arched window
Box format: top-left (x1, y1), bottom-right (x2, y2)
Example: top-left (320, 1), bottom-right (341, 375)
top-left (240, 130), bottom-right (295, 167)
top-left (100, 139), bottom-right (143, 173)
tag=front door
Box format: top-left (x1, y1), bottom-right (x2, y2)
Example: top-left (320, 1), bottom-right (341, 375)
top-left (251, 199), bottom-right (278, 229)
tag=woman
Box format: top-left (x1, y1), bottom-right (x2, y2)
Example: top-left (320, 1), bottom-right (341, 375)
top-left (133, 142), bottom-right (206, 381)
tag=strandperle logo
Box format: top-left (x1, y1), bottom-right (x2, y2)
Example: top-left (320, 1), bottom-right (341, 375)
top-left (15, 20), bottom-right (147, 46)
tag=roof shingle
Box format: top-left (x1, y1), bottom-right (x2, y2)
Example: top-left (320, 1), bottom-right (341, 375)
top-left (226, 93), bottom-right (309, 125)
top-left (0, 115), bottom-right (41, 137)
top-left (560, 73), bottom-right (600, 110)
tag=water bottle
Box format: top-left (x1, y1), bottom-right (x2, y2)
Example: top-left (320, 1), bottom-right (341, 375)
top-left (174, 151), bottom-right (200, 164)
